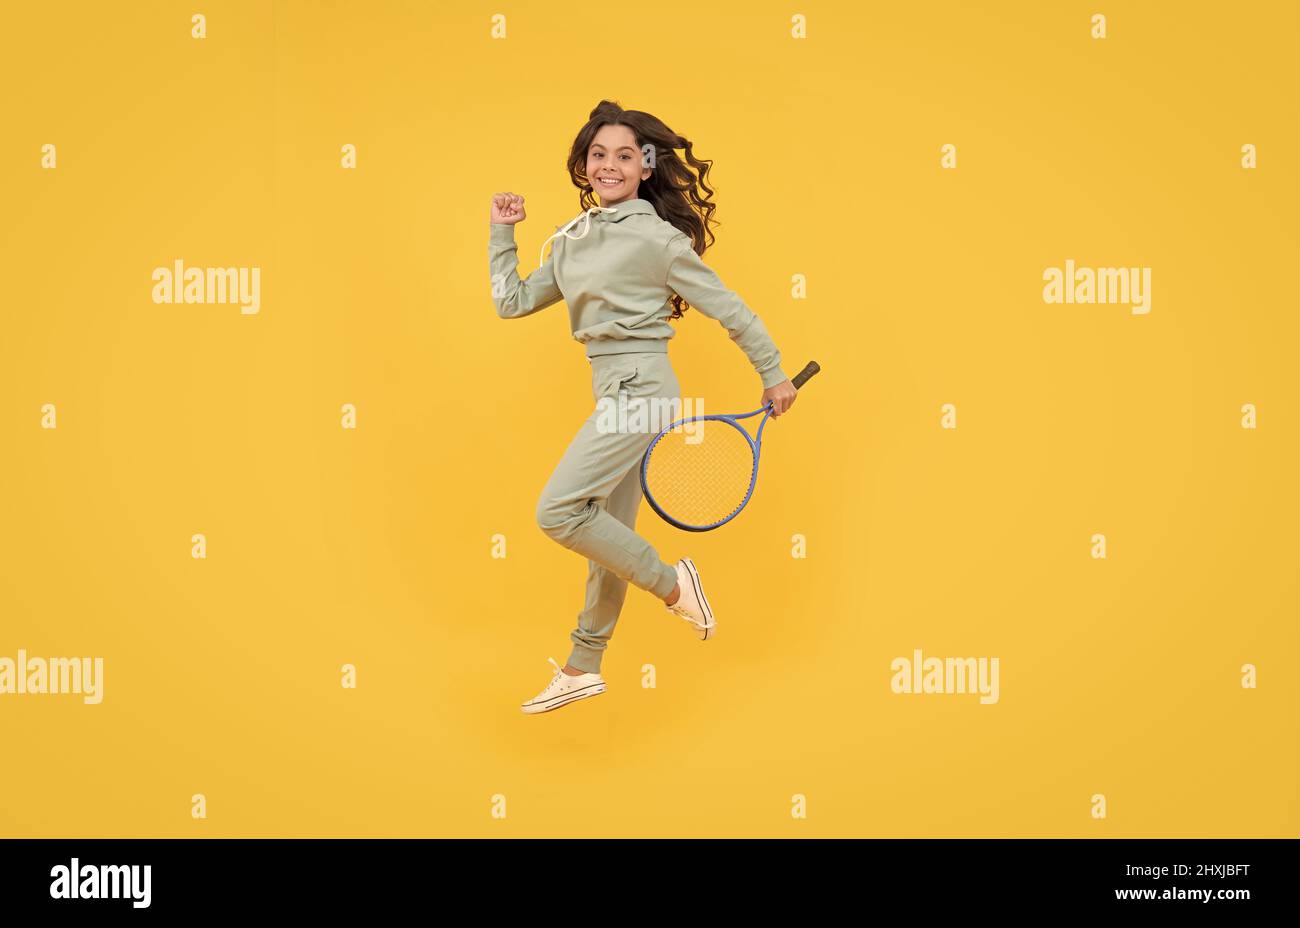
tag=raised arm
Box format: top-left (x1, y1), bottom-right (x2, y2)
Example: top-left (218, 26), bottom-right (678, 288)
top-left (665, 235), bottom-right (789, 389)
top-left (488, 192), bottom-right (563, 319)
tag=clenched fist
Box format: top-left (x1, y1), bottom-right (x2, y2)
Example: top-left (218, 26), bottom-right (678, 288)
top-left (491, 192), bottom-right (527, 225)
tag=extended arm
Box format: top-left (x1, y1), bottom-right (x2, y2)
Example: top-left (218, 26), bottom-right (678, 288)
top-left (665, 237), bottom-right (789, 389)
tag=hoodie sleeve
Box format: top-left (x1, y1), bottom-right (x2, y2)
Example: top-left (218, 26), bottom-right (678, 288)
top-left (489, 222), bottom-right (563, 319)
top-left (665, 235), bottom-right (789, 389)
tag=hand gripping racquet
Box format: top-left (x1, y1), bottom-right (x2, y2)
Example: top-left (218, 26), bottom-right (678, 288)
top-left (640, 361), bottom-right (821, 531)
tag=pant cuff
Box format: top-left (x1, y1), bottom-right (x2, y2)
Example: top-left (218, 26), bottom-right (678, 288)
top-left (650, 561), bottom-right (678, 600)
top-left (566, 643), bottom-right (604, 675)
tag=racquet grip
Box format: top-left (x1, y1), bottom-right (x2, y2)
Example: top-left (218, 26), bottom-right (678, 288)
top-left (791, 361), bottom-right (821, 390)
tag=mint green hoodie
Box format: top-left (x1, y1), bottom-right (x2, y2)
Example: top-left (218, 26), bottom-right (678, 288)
top-left (488, 197), bottom-right (788, 389)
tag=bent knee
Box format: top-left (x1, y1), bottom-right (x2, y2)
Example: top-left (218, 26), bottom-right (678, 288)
top-left (535, 495), bottom-right (571, 538)
top-left (536, 495), bottom-right (593, 542)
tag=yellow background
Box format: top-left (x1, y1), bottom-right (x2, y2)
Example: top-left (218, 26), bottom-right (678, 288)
top-left (1, 0), bottom-right (1296, 837)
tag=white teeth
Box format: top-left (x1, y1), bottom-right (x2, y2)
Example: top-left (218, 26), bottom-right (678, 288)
top-left (599, 178), bottom-right (620, 184)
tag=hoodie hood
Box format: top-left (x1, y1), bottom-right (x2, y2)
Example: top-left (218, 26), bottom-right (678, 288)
top-left (592, 197), bottom-right (657, 222)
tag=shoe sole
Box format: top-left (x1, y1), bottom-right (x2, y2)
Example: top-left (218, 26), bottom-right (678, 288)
top-left (521, 682), bottom-right (607, 714)
top-left (680, 558), bottom-right (715, 641)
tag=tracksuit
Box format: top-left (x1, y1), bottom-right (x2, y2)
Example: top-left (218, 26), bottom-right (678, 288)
top-left (488, 197), bottom-right (785, 672)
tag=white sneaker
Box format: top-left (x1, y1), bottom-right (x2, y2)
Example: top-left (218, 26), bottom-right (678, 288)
top-left (665, 557), bottom-right (716, 640)
top-left (521, 658), bottom-right (607, 714)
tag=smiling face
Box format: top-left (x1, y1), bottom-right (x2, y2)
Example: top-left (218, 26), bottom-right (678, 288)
top-left (586, 123), bottom-right (651, 207)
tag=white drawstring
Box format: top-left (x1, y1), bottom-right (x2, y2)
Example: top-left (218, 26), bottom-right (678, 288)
top-left (537, 205), bottom-right (619, 268)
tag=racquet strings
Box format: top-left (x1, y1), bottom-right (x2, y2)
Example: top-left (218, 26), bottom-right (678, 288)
top-left (643, 420), bottom-right (756, 527)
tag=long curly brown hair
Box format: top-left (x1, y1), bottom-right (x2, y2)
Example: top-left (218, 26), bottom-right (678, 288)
top-left (564, 99), bottom-right (717, 320)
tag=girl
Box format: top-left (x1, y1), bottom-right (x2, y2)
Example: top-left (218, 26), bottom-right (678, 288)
top-left (488, 100), bottom-right (798, 714)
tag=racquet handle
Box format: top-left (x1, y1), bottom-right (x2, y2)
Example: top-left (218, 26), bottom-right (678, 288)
top-left (791, 361), bottom-right (821, 390)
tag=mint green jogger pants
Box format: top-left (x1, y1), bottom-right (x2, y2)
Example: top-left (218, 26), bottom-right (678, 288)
top-left (536, 351), bottom-right (682, 674)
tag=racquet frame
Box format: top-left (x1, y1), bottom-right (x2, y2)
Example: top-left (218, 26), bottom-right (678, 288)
top-left (640, 361), bottom-right (820, 531)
